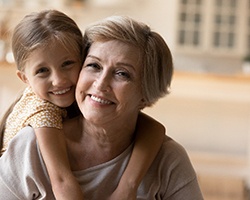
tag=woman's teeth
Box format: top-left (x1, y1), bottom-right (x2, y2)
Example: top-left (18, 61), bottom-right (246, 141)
top-left (91, 95), bottom-right (112, 104)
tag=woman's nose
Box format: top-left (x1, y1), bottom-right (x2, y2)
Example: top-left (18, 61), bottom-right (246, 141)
top-left (94, 73), bottom-right (111, 92)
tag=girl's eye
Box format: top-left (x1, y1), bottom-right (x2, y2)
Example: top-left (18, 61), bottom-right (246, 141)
top-left (35, 67), bottom-right (49, 75)
top-left (62, 60), bottom-right (76, 68)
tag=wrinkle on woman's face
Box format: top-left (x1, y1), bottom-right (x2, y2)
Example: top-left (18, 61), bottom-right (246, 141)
top-left (76, 40), bottom-right (144, 125)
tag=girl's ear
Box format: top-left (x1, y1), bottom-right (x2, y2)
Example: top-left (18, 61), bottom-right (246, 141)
top-left (16, 70), bottom-right (29, 84)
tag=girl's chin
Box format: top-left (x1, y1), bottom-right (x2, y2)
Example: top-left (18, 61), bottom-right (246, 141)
top-left (54, 100), bottom-right (75, 108)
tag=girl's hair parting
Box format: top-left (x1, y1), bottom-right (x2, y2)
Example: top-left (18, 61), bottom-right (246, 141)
top-left (12, 9), bottom-right (84, 71)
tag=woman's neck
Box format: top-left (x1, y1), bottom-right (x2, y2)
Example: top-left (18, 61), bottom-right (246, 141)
top-left (82, 116), bottom-right (136, 155)
top-left (64, 115), bottom-right (137, 170)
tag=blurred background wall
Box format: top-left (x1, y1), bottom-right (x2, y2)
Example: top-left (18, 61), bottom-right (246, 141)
top-left (0, 0), bottom-right (250, 199)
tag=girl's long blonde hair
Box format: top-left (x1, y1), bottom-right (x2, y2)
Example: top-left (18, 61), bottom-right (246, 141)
top-left (0, 10), bottom-right (84, 153)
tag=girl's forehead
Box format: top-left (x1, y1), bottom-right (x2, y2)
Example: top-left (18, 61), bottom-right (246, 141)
top-left (36, 37), bottom-right (80, 54)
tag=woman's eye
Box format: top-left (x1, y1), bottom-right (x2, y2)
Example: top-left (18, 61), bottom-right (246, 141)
top-left (86, 63), bottom-right (100, 70)
top-left (116, 71), bottom-right (131, 79)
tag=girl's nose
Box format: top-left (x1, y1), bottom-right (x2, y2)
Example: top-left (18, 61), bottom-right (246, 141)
top-left (52, 71), bottom-right (67, 86)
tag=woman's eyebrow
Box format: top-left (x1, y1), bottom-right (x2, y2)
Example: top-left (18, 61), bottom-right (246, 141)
top-left (86, 55), bottom-right (136, 71)
top-left (117, 62), bottom-right (136, 71)
top-left (86, 55), bottom-right (100, 61)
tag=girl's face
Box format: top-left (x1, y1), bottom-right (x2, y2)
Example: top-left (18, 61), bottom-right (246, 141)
top-left (17, 40), bottom-right (82, 108)
top-left (76, 40), bottom-right (145, 125)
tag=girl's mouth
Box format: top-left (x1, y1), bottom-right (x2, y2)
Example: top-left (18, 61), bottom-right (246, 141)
top-left (53, 87), bottom-right (71, 95)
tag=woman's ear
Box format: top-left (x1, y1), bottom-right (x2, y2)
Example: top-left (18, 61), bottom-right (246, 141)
top-left (139, 98), bottom-right (147, 110)
top-left (16, 70), bottom-right (29, 84)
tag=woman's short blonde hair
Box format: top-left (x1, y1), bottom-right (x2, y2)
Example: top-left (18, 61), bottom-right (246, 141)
top-left (83, 16), bottom-right (173, 108)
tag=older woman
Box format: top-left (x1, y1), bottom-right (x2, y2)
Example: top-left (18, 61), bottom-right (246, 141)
top-left (0, 16), bottom-right (203, 199)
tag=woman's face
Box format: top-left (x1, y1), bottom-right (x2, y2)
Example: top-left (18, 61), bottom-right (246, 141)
top-left (76, 40), bottom-right (144, 125)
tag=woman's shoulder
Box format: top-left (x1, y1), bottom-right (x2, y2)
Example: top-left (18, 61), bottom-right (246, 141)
top-left (152, 135), bottom-right (203, 199)
top-left (156, 135), bottom-right (198, 186)
top-left (0, 126), bottom-right (54, 199)
top-left (1, 126), bottom-right (39, 168)
top-left (160, 135), bottom-right (190, 160)
top-left (2, 126), bottom-right (38, 161)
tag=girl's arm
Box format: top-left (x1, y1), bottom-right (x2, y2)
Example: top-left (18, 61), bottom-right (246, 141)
top-left (35, 127), bottom-right (84, 200)
top-left (109, 112), bottom-right (165, 200)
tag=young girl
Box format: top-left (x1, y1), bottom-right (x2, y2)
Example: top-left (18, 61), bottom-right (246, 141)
top-left (0, 10), bottom-right (165, 199)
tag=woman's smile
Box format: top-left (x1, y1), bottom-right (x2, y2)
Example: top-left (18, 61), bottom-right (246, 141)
top-left (90, 95), bottom-right (113, 105)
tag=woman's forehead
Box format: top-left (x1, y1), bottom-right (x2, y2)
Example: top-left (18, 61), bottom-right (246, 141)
top-left (88, 40), bottom-right (141, 66)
